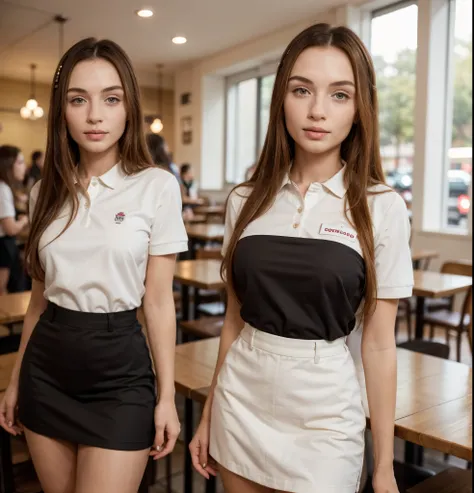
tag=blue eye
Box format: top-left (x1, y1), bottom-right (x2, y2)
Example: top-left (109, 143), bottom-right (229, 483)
top-left (106, 96), bottom-right (120, 104)
top-left (333, 92), bottom-right (349, 101)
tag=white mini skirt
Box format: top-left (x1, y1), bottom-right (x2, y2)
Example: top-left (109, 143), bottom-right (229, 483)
top-left (209, 324), bottom-right (366, 493)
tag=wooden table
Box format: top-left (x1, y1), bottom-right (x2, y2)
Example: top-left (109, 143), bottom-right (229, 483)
top-left (185, 224), bottom-right (225, 259)
top-left (411, 250), bottom-right (439, 270)
top-left (0, 292), bottom-right (31, 325)
top-left (0, 353), bottom-right (16, 392)
top-left (412, 270), bottom-right (472, 339)
top-left (194, 205), bottom-right (225, 217)
top-left (174, 260), bottom-right (225, 321)
top-left (175, 338), bottom-right (472, 463)
top-left (183, 214), bottom-right (207, 225)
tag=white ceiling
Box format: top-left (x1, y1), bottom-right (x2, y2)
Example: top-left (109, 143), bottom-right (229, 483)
top-left (0, 0), bottom-right (355, 88)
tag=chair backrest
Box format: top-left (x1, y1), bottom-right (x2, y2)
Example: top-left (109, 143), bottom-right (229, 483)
top-left (441, 261), bottom-right (472, 324)
top-left (196, 247), bottom-right (222, 260)
top-left (441, 261), bottom-right (472, 277)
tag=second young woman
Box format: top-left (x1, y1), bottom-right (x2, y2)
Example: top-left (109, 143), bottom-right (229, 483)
top-left (0, 38), bottom-right (187, 493)
top-left (190, 23), bottom-right (413, 493)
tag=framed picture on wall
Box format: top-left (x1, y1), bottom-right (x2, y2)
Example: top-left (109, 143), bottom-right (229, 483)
top-left (181, 116), bottom-right (192, 145)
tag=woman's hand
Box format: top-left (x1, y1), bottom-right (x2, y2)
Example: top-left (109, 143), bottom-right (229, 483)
top-left (372, 467), bottom-right (399, 493)
top-left (0, 382), bottom-right (23, 436)
top-left (149, 398), bottom-right (180, 460)
top-left (189, 416), bottom-right (217, 480)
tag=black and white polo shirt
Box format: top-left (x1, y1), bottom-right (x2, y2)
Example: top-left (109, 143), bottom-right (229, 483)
top-left (222, 165), bottom-right (414, 342)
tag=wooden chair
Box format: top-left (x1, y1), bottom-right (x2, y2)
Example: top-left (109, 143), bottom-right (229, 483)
top-left (406, 467), bottom-right (472, 493)
top-left (0, 431), bottom-right (42, 493)
top-left (424, 262), bottom-right (472, 362)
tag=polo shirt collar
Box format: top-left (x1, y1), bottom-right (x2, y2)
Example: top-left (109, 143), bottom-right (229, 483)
top-left (73, 162), bottom-right (125, 189)
top-left (280, 161), bottom-right (347, 198)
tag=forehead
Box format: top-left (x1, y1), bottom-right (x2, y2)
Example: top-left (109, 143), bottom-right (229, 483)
top-left (290, 46), bottom-right (354, 84)
top-left (68, 58), bottom-right (122, 90)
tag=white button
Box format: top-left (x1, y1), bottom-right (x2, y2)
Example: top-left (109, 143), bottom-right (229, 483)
top-left (92, 181), bottom-right (97, 187)
top-left (293, 223), bottom-right (299, 229)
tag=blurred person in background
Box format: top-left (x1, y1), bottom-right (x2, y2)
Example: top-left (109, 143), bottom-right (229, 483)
top-left (0, 145), bottom-right (29, 294)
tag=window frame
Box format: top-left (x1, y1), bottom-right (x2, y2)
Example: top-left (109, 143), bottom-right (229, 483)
top-left (224, 63), bottom-right (278, 185)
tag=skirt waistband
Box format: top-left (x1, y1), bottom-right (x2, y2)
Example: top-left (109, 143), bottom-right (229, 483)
top-left (42, 302), bottom-right (138, 331)
top-left (240, 324), bottom-right (347, 360)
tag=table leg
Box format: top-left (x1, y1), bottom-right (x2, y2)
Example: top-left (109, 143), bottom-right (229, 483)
top-left (181, 285), bottom-right (190, 343)
top-left (194, 289), bottom-right (201, 320)
top-left (413, 259), bottom-right (420, 270)
top-left (0, 429), bottom-right (14, 493)
top-left (184, 398), bottom-right (194, 493)
top-left (414, 296), bottom-right (426, 339)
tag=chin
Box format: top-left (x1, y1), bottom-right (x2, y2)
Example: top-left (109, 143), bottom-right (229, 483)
top-left (295, 140), bottom-right (334, 156)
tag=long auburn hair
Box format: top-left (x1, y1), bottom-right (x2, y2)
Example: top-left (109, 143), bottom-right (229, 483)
top-left (222, 23), bottom-right (386, 318)
top-left (26, 38), bottom-right (154, 281)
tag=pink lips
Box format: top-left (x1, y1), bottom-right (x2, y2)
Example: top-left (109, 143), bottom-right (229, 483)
top-left (84, 130), bottom-right (108, 142)
top-left (303, 128), bottom-right (330, 141)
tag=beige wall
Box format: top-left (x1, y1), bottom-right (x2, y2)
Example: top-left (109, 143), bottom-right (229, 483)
top-left (0, 77), bottom-right (175, 164)
top-left (172, 7), bottom-right (340, 186)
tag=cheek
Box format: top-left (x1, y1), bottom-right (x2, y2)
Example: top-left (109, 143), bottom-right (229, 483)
top-left (283, 97), bottom-right (300, 137)
top-left (111, 107), bottom-right (127, 134)
top-left (65, 108), bottom-right (81, 137)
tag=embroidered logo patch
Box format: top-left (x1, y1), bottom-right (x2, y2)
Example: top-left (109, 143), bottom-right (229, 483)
top-left (319, 223), bottom-right (357, 242)
top-left (114, 212), bottom-right (126, 224)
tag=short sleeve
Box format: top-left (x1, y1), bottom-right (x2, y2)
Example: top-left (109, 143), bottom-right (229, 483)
top-left (375, 193), bottom-right (414, 299)
top-left (149, 175), bottom-right (188, 256)
top-left (0, 182), bottom-right (15, 220)
top-left (221, 189), bottom-right (242, 257)
top-left (29, 180), bottom-right (41, 222)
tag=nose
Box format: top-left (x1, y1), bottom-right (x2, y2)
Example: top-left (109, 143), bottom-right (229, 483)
top-left (86, 100), bottom-right (104, 125)
top-left (308, 93), bottom-right (327, 121)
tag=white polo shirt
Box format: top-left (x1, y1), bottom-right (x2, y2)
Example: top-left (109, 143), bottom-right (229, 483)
top-left (222, 165), bottom-right (413, 351)
top-left (30, 164), bottom-right (188, 313)
top-left (0, 182), bottom-right (16, 237)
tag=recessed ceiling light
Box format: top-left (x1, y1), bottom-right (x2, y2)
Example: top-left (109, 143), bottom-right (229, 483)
top-left (172, 36), bottom-right (187, 44)
top-left (136, 8), bottom-right (154, 18)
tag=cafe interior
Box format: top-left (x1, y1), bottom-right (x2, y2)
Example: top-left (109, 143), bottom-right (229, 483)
top-left (0, 0), bottom-right (472, 492)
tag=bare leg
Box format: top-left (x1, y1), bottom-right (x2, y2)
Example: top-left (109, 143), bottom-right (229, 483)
top-left (219, 463), bottom-right (274, 493)
top-left (23, 427), bottom-right (77, 493)
top-left (75, 445), bottom-right (150, 493)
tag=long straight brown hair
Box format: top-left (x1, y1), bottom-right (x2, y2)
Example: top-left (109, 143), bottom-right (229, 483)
top-left (26, 38), bottom-right (154, 281)
top-left (222, 23), bottom-right (386, 319)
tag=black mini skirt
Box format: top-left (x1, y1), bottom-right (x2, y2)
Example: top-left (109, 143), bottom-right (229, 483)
top-left (18, 302), bottom-right (156, 450)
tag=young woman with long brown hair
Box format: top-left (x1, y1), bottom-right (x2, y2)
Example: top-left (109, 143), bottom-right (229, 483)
top-left (189, 23), bottom-right (413, 493)
top-left (0, 38), bottom-right (187, 493)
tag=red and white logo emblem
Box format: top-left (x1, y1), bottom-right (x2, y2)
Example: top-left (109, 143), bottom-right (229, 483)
top-left (114, 212), bottom-right (126, 224)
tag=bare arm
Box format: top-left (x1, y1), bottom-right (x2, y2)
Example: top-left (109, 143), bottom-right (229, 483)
top-left (1, 215), bottom-right (28, 237)
top-left (361, 298), bottom-right (398, 475)
top-left (201, 287), bottom-right (244, 421)
top-left (142, 254), bottom-right (178, 400)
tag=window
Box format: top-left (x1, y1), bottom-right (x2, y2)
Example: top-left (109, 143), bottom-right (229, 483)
top-left (442, 0), bottom-right (472, 231)
top-left (370, 2), bottom-right (418, 212)
top-left (259, 74), bottom-right (276, 151)
top-left (225, 69), bottom-right (276, 184)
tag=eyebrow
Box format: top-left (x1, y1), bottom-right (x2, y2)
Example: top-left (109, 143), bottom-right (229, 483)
top-left (66, 85), bottom-right (124, 94)
top-left (288, 76), bottom-right (355, 88)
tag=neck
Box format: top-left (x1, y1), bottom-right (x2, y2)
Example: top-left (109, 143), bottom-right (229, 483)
top-left (290, 146), bottom-right (342, 191)
top-left (78, 146), bottom-right (120, 180)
